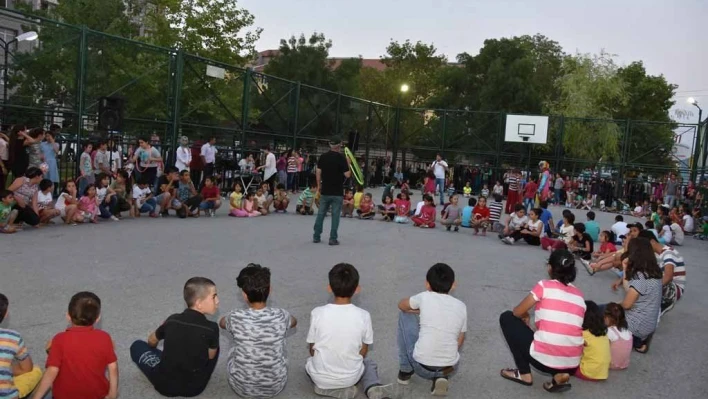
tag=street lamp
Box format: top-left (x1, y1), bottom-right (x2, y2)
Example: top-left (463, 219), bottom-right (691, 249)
top-left (1, 30), bottom-right (39, 111)
top-left (391, 83), bottom-right (409, 175)
top-left (688, 97), bottom-right (705, 182)
top-left (400, 84), bottom-right (409, 93)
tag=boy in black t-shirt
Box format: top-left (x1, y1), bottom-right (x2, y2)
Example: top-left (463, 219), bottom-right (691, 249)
top-left (568, 222), bottom-right (594, 260)
top-left (130, 277), bottom-right (220, 397)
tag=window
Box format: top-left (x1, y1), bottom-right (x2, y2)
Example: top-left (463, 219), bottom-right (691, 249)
top-left (0, 27), bottom-right (17, 45)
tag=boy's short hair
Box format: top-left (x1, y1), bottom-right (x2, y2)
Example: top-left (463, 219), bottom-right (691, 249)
top-left (0, 189), bottom-right (14, 200)
top-left (587, 211), bottom-right (595, 221)
top-left (68, 291), bottom-right (102, 326)
top-left (204, 176), bottom-right (213, 183)
top-left (565, 212), bottom-right (576, 224)
top-left (183, 277), bottom-right (216, 307)
top-left (165, 166), bottom-right (179, 174)
top-left (39, 178), bottom-right (53, 191)
top-left (468, 197), bottom-right (477, 207)
top-left (574, 223), bottom-right (586, 234)
top-left (493, 193), bottom-right (502, 202)
top-left (236, 264), bottom-right (271, 303)
top-left (514, 203), bottom-right (524, 212)
top-left (540, 200), bottom-right (549, 209)
top-left (276, 183), bottom-right (285, 190)
top-left (0, 293), bottom-right (7, 323)
top-left (328, 263), bottom-right (359, 298)
top-left (180, 169), bottom-right (190, 177)
top-left (364, 193), bottom-right (372, 199)
top-left (645, 220), bottom-right (654, 229)
top-left (426, 263), bottom-right (455, 294)
top-left (137, 176), bottom-right (150, 186)
top-left (615, 215), bottom-right (624, 222)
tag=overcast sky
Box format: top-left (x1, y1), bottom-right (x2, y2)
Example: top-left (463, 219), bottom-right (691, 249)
top-left (242, 0), bottom-right (707, 121)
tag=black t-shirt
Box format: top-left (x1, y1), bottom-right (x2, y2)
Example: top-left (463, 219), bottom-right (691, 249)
top-left (317, 150), bottom-right (348, 196)
top-left (572, 233), bottom-right (594, 259)
top-left (153, 309), bottom-right (219, 397)
top-left (157, 175), bottom-right (178, 193)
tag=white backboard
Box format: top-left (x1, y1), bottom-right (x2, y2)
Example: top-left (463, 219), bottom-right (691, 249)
top-left (505, 114), bottom-right (549, 144)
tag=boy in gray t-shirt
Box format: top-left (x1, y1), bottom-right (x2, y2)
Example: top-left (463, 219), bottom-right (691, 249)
top-left (442, 194), bottom-right (462, 232)
top-left (220, 264), bottom-right (297, 398)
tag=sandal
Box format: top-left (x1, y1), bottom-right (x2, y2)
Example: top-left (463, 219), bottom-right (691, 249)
top-left (543, 375), bottom-right (571, 393)
top-left (634, 333), bottom-right (653, 354)
top-left (500, 369), bottom-right (532, 386)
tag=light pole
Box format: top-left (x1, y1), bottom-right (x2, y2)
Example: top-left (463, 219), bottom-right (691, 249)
top-left (391, 83), bottom-right (409, 177)
top-left (0, 31), bottom-right (38, 116)
top-left (688, 97), bottom-right (704, 182)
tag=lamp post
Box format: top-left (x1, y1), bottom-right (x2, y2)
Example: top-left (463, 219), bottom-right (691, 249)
top-left (688, 97), bottom-right (704, 182)
top-left (391, 84), bottom-right (408, 177)
top-left (0, 31), bottom-right (38, 117)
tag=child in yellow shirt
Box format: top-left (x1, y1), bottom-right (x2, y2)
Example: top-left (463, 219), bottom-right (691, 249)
top-left (576, 301), bottom-right (610, 381)
top-left (353, 185), bottom-right (364, 209)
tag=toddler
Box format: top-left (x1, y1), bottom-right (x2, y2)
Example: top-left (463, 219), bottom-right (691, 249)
top-left (235, 192), bottom-right (261, 217)
top-left (78, 184), bottom-right (99, 223)
top-left (377, 195), bottom-right (396, 221)
top-left (492, 180), bottom-right (503, 197)
top-left (255, 188), bottom-right (269, 216)
top-left (604, 303), bottom-right (632, 370)
top-left (441, 194), bottom-right (462, 232)
top-left (357, 193), bottom-right (375, 219)
top-left (463, 182), bottom-right (472, 197)
top-left (342, 189), bottom-right (355, 217)
top-left (412, 194), bottom-right (436, 228)
top-left (481, 184), bottom-right (490, 198)
top-left (394, 192), bottom-right (411, 224)
top-left (0, 190), bottom-right (19, 233)
top-left (576, 301), bottom-right (610, 381)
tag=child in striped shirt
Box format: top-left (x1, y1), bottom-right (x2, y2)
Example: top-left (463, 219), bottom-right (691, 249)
top-left (489, 194), bottom-right (504, 232)
top-left (0, 293), bottom-right (43, 399)
top-left (297, 187), bottom-right (315, 215)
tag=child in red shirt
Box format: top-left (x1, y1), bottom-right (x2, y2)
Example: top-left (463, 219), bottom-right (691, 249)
top-left (342, 189), bottom-right (355, 218)
top-left (592, 231), bottom-right (618, 258)
top-left (412, 194), bottom-right (436, 228)
top-left (394, 192), bottom-right (411, 223)
top-left (32, 292), bottom-right (118, 399)
top-left (471, 196), bottom-right (491, 235)
top-left (357, 193), bottom-right (375, 219)
top-left (199, 176), bottom-right (222, 217)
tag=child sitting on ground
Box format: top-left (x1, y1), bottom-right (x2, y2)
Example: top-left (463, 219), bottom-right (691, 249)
top-left (342, 189), bottom-right (355, 217)
top-left (273, 184), bottom-right (289, 213)
top-left (110, 170), bottom-right (133, 218)
top-left (133, 177), bottom-right (158, 217)
top-left (471, 196), bottom-right (491, 235)
top-left (235, 191), bottom-right (261, 217)
top-left (576, 301), bottom-right (610, 381)
top-left (592, 231), bottom-right (617, 258)
top-left (569, 223), bottom-right (594, 260)
top-left (228, 183), bottom-right (244, 217)
top-left (95, 174), bottom-right (119, 221)
top-left (541, 212), bottom-right (576, 251)
top-left (489, 194), bottom-right (504, 233)
top-left (176, 170), bottom-right (202, 217)
top-left (499, 204), bottom-right (528, 239)
top-left (397, 263), bottom-right (467, 396)
top-left (37, 179), bottom-right (60, 224)
top-left (481, 184), bottom-right (490, 198)
top-left (130, 277), bottom-right (220, 398)
top-left (55, 181), bottom-right (83, 225)
top-left (501, 208), bottom-right (542, 246)
top-left (394, 192), bottom-right (411, 224)
top-left (78, 184), bottom-right (99, 223)
top-left (32, 292), bottom-right (118, 399)
top-left (463, 182), bottom-right (472, 197)
top-left (632, 201), bottom-right (644, 218)
top-left (378, 195), bottom-right (396, 221)
top-left (199, 176), bottom-right (221, 217)
top-left (297, 185), bottom-right (315, 215)
top-left (412, 194), bottom-right (436, 228)
top-left (255, 188), bottom-right (270, 216)
top-left (400, 179), bottom-right (411, 196)
top-left (220, 264), bottom-right (297, 398)
top-left (460, 197), bottom-right (478, 228)
top-left (353, 185), bottom-right (364, 210)
top-left (0, 293), bottom-right (43, 398)
top-left (441, 194), bottom-right (462, 232)
top-left (604, 303), bottom-right (632, 370)
top-left (357, 193), bottom-right (375, 219)
top-left (306, 263), bottom-right (393, 399)
top-left (0, 190), bottom-right (19, 233)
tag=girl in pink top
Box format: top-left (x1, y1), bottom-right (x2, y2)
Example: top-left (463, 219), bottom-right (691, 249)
top-left (603, 303), bottom-right (632, 370)
top-left (233, 191), bottom-right (261, 217)
top-left (78, 184), bottom-right (99, 223)
top-left (499, 249), bottom-right (585, 393)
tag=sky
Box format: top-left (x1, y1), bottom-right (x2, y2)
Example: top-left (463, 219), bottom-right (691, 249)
top-left (241, 0), bottom-right (707, 121)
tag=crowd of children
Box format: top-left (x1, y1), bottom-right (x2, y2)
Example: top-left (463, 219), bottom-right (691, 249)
top-left (0, 262), bottom-right (467, 399)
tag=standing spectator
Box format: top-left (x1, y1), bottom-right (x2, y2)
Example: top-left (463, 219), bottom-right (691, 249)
top-left (132, 137), bottom-right (162, 190)
top-left (190, 139), bottom-right (204, 188)
top-left (175, 136), bottom-right (192, 172)
top-left (93, 140), bottom-right (111, 179)
top-left (554, 173), bottom-right (564, 205)
top-left (394, 167), bottom-right (404, 186)
top-left (313, 137), bottom-right (350, 245)
top-left (0, 132), bottom-right (8, 188)
top-left (664, 175), bottom-right (678, 208)
top-left (25, 128), bottom-right (44, 170)
top-left (108, 139), bottom-right (122, 175)
top-left (523, 176), bottom-right (538, 212)
top-left (286, 150), bottom-right (298, 192)
top-left (276, 152), bottom-right (287, 187)
top-left (506, 169), bottom-right (521, 215)
top-left (8, 125), bottom-right (29, 179)
top-left (200, 136), bottom-right (217, 188)
top-left (430, 153), bottom-right (448, 205)
top-left (40, 131), bottom-right (60, 190)
top-left (257, 146), bottom-right (277, 196)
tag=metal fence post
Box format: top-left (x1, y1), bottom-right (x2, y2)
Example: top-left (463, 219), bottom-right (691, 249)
top-left (74, 25), bottom-right (88, 178)
top-left (441, 111), bottom-right (447, 158)
top-left (169, 49), bottom-right (184, 165)
top-left (616, 120), bottom-right (631, 198)
top-left (364, 102), bottom-right (373, 185)
top-left (292, 82), bottom-right (300, 150)
top-left (240, 68), bottom-right (252, 159)
top-left (555, 115), bottom-right (565, 173)
top-left (334, 93), bottom-right (341, 136)
top-left (495, 112), bottom-right (503, 178)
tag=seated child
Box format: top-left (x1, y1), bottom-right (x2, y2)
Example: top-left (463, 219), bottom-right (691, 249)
top-left (54, 181), bottom-right (83, 225)
top-left (228, 183), bottom-right (244, 217)
top-left (499, 203), bottom-right (528, 239)
top-left (377, 195), bottom-right (396, 221)
top-left (592, 231), bottom-right (617, 259)
top-left (306, 264), bottom-right (392, 399)
top-left (632, 201), bottom-right (644, 218)
top-left (441, 194), bottom-right (462, 232)
top-left (199, 176), bottom-right (222, 217)
top-left (156, 168), bottom-right (180, 217)
top-left (394, 192), bottom-right (411, 224)
top-left (604, 303), bottom-right (632, 370)
top-left (175, 170), bottom-right (203, 217)
top-left (78, 184), bottom-right (99, 223)
top-left (412, 194), bottom-right (436, 228)
top-left (471, 196), bottom-right (491, 235)
top-left (644, 220), bottom-right (659, 240)
top-left (568, 223), bottom-right (594, 260)
top-left (460, 197), bottom-right (478, 228)
top-left (501, 208), bottom-right (543, 246)
top-left (297, 186), bottom-right (315, 215)
top-left (381, 181), bottom-right (396, 205)
top-left (0, 190), bottom-right (20, 233)
top-left (255, 188), bottom-right (270, 216)
top-left (397, 263), bottom-right (466, 396)
top-left (357, 193), bottom-right (375, 219)
top-left (489, 194), bottom-right (504, 233)
top-left (133, 177), bottom-right (158, 218)
top-left (400, 179), bottom-right (410, 196)
top-left (110, 170), bottom-right (133, 218)
top-left (480, 184), bottom-right (490, 198)
top-left (0, 293), bottom-right (43, 398)
top-left (541, 212), bottom-right (576, 251)
top-left (353, 186), bottom-right (364, 210)
top-left (220, 264), bottom-right (297, 398)
top-left (273, 184), bottom-right (289, 213)
top-left (130, 277), bottom-right (220, 397)
top-left (342, 189), bottom-right (355, 218)
top-left (576, 301), bottom-right (610, 381)
top-left (234, 191), bottom-right (261, 217)
top-left (32, 292), bottom-right (118, 399)
top-left (462, 182), bottom-right (472, 198)
top-left (37, 179), bottom-right (60, 224)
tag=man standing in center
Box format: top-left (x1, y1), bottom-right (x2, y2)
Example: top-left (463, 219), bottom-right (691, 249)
top-left (313, 136), bottom-right (351, 246)
top-left (200, 136), bottom-right (217, 188)
top-left (431, 153), bottom-right (448, 205)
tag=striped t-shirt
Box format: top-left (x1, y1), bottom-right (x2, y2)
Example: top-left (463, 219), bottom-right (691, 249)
top-left (529, 280), bottom-right (586, 369)
top-left (508, 175), bottom-right (520, 191)
top-left (659, 246), bottom-right (686, 297)
top-left (287, 157), bottom-right (298, 173)
top-left (0, 329), bottom-right (29, 399)
top-left (489, 201), bottom-right (503, 222)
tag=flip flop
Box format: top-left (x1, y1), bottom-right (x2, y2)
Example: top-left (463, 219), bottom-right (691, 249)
top-left (634, 333), bottom-right (653, 354)
top-left (543, 377), bottom-right (571, 393)
top-left (500, 369), bottom-right (533, 386)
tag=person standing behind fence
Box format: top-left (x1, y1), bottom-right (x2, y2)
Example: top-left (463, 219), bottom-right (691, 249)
top-left (313, 136), bottom-right (351, 246)
top-left (506, 169), bottom-right (522, 214)
top-left (132, 137), bottom-right (162, 190)
top-left (175, 136), bottom-right (192, 172)
top-left (431, 153), bottom-right (448, 205)
top-left (258, 146), bottom-right (277, 196)
top-left (40, 130), bottom-right (60, 190)
top-left (200, 136), bottom-right (217, 188)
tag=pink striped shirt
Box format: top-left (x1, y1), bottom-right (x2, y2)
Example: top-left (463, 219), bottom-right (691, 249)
top-left (529, 280), bottom-right (585, 369)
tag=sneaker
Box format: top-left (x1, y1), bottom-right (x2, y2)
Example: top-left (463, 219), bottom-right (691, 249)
top-left (397, 370), bottom-right (414, 385)
top-left (454, 226), bottom-right (459, 232)
top-left (580, 259), bottom-right (594, 276)
top-left (160, 211), bottom-right (169, 217)
top-left (209, 209), bottom-right (215, 217)
top-left (314, 385), bottom-right (358, 399)
top-left (366, 384), bottom-right (393, 399)
top-left (329, 239), bottom-right (340, 246)
top-left (660, 300), bottom-right (675, 317)
top-left (313, 237), bottom-right (321, 243)
top-left (501, 237), bottom-right (513, 245)
top-left (110, 215), bottom-right (119, 221)
top-left (446, 225), bottom-right (451, 231)
top-left (431, 377), bottom-right (449, 396)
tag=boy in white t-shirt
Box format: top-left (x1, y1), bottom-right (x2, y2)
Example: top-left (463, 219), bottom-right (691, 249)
top-left (132, 177), bottom-right (158, 217)
top-left (306, 264), bottom-right (393, 399)
top-left (397, 263), bottom-right (467, 396)
top-left (499, 203), bottom-right (528, 240)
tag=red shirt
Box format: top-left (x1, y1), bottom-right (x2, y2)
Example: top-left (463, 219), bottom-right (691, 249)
top-left (394, 199), bottom-right (410, 216)
top-left (360, 200), bottom-right (373, 213)
top-left (600, 242), bottom-right (617, 253)
top-left (473, 205), bottom-right (490, 220)
top-left (200, 185), bottom-right (220, 200)
top-left (524, 181), bottom-right (538, 199)
top-left (419, 204), bottom-right (436, 220)
top-left (46, 326), bottom-right (117, 399)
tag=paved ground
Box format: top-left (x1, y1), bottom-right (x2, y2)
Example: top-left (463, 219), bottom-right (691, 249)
top-left (1, 188), bottom-right (707, 399)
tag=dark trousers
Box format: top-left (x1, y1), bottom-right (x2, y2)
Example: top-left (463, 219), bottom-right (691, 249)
top-left (13, 204), bottom-right (39, 226)
top-left (130, 340), bottom-right (219, 398)
top-left (99, 196), bottom-right (118, 218)
top-left (499, 311), bottom-right (577, 375)
top-left (265, 174), bottom-right (276, 196)
top-left (0, 167), bottom-right (6, 189)
top-left (201, 163), bottom-right (214, 188)
top-left (287, 172), bottom-right (298, 191)
top-left (183, 195), bottom-right (202, 212)
top-left (112, 197), bottom-right (132, 214)
top-left (509, 230), bottom-right (541, 246)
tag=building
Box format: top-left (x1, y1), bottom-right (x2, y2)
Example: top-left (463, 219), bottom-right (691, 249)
top-left (249, 49), bottom-right (388, 73)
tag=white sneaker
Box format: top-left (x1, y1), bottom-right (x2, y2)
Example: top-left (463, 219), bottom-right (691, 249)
top-left (110, 216), bottom-right (119, 221)
top-left (431, 378), bottom-right (449, 396)
top-left (313, 385), bottom-right (358, 399)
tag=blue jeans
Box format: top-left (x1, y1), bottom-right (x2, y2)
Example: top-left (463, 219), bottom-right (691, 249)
top-left (554, 188), bottom-right (562, 204)
top-left (99, 196), bottom-right (117, 219)
top-left (287, 172), bottom-right (297, 191)
top-left (435, 178), bottom-right (445, 204)
top-left (199, 200), bottom-right (216, 210)
top-left (398, 312), bottom-right (455, 380)
top-left (523, 197), bottom-right (534, 212)
top-left (139, 198), bottom-right (157, 214)
top-left (313, 195), bottom-right (343, 241)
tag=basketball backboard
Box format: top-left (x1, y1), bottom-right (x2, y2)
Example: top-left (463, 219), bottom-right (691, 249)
top-left (504, 114), bottom-right (549, 144)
